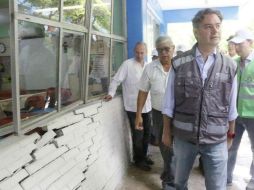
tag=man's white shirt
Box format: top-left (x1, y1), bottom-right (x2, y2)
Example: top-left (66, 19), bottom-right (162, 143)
top-left (139, 60), bottom-right (169, 111)
top-left (108, 58), bottom-right (151, 113)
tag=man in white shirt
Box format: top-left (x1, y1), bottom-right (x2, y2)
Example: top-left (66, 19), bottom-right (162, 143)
top-left (226, 35), bottom-right (238, 59)
top-left (135, 36), bottom-right (175, 189)
top-left (104, 42), bottom-right (152, 171)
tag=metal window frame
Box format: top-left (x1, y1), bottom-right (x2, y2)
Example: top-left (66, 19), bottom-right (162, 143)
top-left (1, 0), bottom-right (127, 136)
top-left (10, 0), bottom-right (20, 135)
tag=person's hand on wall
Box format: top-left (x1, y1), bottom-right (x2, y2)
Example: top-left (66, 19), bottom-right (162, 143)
top-left (103, 94), bottom-right (112, 102)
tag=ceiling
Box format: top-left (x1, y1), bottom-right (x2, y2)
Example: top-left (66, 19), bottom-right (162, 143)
top-left (157, 0), bottom-right (247, 10)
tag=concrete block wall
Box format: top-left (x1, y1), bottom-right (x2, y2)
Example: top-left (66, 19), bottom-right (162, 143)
top-left (0, 97), bottom-right (132, 190)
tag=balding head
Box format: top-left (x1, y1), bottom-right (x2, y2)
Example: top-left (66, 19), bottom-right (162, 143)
top-left (134, 42), bottom-right (147, 63)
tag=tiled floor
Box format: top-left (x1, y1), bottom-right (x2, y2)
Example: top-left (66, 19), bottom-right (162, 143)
top-left (117, 132), bottom-right (252, 190)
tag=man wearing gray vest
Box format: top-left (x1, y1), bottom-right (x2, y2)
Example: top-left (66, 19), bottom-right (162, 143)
top-left (227, 29), bottom-right (254, 190)
top-left (162, 8), bottom-right (238, 190)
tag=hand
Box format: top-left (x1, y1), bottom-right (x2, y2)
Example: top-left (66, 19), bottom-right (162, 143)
top-left (227, 137), bottom-right (233, 149)
top-left (162, 131), bottom-right (172, 147)
top-left (103, 95), bottom-right (112, 102)
top-left (135, 114), bottom-right (143, 130)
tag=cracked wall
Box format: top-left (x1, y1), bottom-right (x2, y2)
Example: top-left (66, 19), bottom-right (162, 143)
top-left (0, 97), bottom-right (132, 190)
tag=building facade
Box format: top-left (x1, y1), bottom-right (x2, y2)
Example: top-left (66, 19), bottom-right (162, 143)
top-left (0, 0), bottom-right (164, 189)
top-left (0, 0), bottom-right (240, 189)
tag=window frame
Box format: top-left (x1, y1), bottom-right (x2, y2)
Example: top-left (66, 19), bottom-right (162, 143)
top-left (0, 0), bottom-right (127, 136)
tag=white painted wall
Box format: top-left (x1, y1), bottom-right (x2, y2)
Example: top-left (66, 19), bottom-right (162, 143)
top-left (0, 97), bottom-right (132, 190)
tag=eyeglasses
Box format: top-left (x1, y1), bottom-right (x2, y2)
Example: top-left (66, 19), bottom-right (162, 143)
top-left (156, 46), bottom-right (174, 54)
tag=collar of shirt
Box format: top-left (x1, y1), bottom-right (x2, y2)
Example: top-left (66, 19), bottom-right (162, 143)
top-left (133, 58), bottom-right (147, 67)
top-left (154, 60), bottom-right (169, 74)
top-left (195, 47), bottom-right (217, 84)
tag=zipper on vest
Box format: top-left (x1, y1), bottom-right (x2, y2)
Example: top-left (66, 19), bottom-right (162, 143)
top-left (197, 87), bottom-right (204, 145)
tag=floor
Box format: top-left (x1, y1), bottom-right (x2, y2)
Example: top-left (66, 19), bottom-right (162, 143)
top-left (117, 132), bottom-right (252, 190)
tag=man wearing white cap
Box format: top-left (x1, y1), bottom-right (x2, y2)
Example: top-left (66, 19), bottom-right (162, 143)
top-left (151, 49), bottom-right (159, 61)
top-left (227, 35), bottom-right (238, 59)
top-left (227, 29), bottom-right (254, 190)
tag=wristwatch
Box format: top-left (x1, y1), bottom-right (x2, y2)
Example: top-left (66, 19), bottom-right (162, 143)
top-left (227, 131), bottom-right (235, 139)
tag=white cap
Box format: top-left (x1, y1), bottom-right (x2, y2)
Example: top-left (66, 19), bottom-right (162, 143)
top-left (230, 29), bottom-right (254, 44)
top-left (176, 44), bottom-right (186, 52)
top-left (151, 49), bottom-right (158, 57)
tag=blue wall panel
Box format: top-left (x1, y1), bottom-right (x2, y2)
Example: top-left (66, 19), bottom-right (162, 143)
top-left (126, 0), bottom-right (166, 58)
top-left (163, 6), bottom-right (239, 23)
top-left (160, 23), bottom-right (166, 35)
top-left (126, 0), bottom-right (143, 58)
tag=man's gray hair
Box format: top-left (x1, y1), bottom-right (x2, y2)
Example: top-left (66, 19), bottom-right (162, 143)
top-left (192, 8), bottom-right (223, 29)
top-left (155, 36), bottom-right (174, 48)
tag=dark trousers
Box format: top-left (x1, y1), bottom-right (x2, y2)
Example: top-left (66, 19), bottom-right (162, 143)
top-left (152, 109), bottom-right (174, 183)
top-left (126, 111), bottom-right (151, 163)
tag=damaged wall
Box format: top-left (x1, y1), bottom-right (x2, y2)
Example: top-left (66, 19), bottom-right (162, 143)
top-left (0, 97), bottom-right (132, 190)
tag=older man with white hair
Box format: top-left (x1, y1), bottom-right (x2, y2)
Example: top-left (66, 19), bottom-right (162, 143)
top-left (227, 29), bottom-right (254, 190)
top-left (135, 36), bottom-right (175, 189)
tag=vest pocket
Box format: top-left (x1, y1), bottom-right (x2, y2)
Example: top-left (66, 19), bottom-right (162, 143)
top-left (209, 80), bottom-right (231, 106)
top-left (185, 79), bottom-right (199, 98)
top-left (206, 114), bottom-right (228, 135)
top-left (173, 119), bottom-right (194, 132)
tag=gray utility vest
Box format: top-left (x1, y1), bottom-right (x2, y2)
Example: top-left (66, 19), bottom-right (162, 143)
top-left (172, 47), bottom-right (237, 144)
